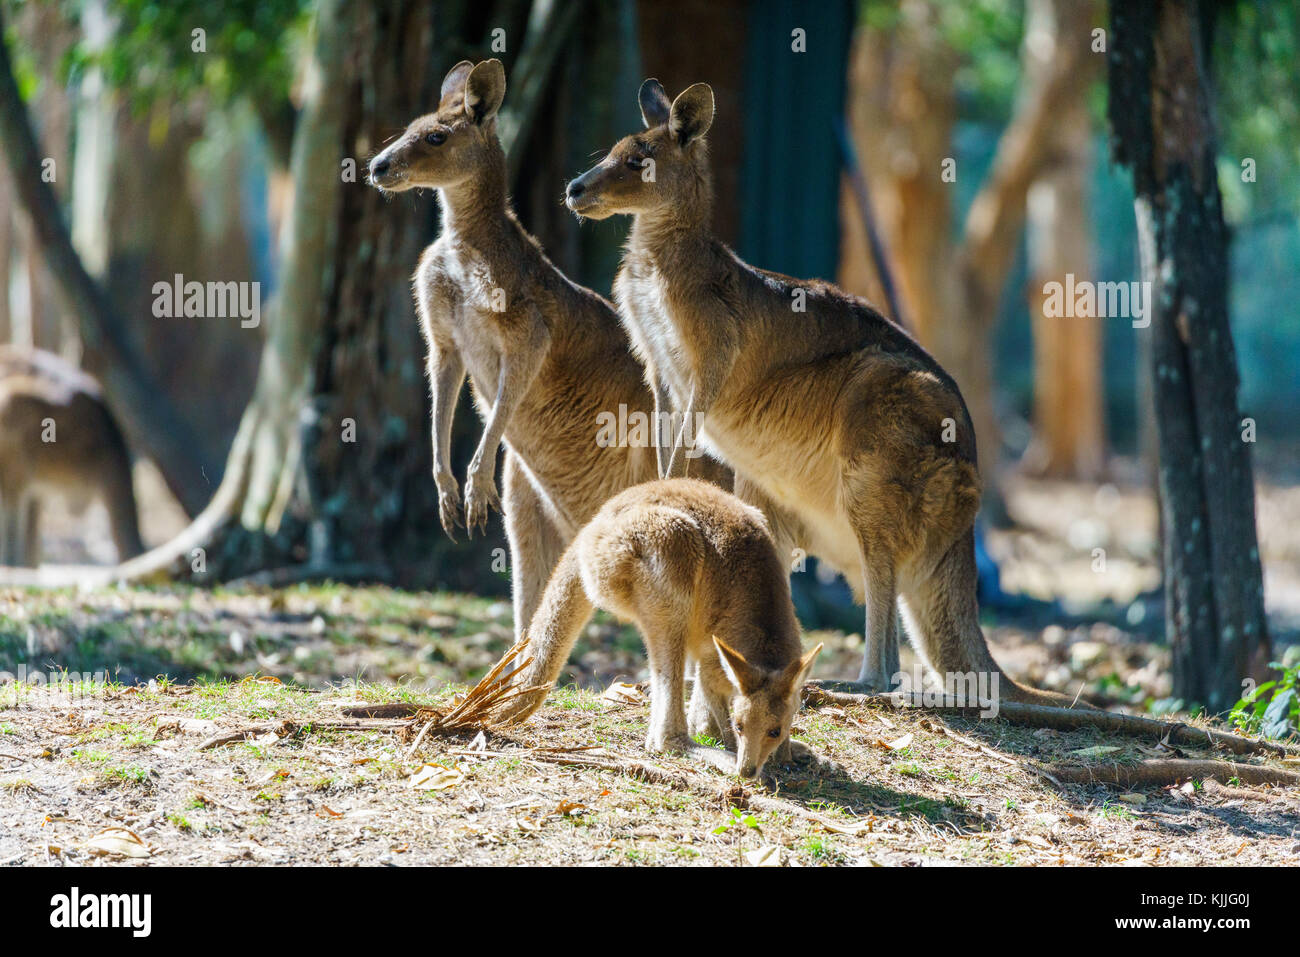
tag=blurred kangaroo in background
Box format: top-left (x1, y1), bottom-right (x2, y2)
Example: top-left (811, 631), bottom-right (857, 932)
top-left (565, 80), bottom-right (1077, 706)
top-left (368, 60), bottom-right (726, 635)
top-left (0, 346), bottom-right (144, 567)
top-left (491, 479), bottom-right (822, 779)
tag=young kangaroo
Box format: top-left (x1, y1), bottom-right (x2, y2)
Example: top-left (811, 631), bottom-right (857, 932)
top-left (491, 478), bottom-right (822, 779)
top-left (564, 80), bottom-right (1076, 706)
top-left (0, 347), bottom-right (144, 567)
top-left (368, 60), bottom-right (725, 636)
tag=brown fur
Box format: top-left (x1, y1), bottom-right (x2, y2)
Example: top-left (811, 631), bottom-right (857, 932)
top-left (491, 478), bottom-right (821, 778)
top-left (0, 347), bottom-right (143, 566)
top-left (369, 61), bottom-right (726, 635)
top-left (564, 80), bottom-right (1075, 707)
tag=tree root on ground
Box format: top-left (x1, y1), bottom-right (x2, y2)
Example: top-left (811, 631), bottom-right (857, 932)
top-left (1047, 759), bottom-right (1300, 789)
top-left (803, 687), bottom-right (1296, 758)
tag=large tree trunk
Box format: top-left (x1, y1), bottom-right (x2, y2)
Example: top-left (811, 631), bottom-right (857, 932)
top-left (1021, 0), bottom-right (1105, 479)
top-left (1109, 0), bottom-right (1270, 712)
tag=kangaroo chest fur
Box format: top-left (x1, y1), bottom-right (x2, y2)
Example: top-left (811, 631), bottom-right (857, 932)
top-left (615, 261), bottom-right (694, 405)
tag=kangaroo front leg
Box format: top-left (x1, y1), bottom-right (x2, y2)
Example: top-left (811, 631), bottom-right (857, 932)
top-left (643, 622), bottom-right (690, 753)
top-left (465, 315), bottom-right (549, 537)
top-left (428, 342), bottom-right (466, 541)
top-left (664, 363), bottom-right (728, 479)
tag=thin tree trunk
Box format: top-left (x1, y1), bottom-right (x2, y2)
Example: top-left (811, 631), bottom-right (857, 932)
top-left (1108, 0), bottom-right (1270, 712)
top-left (1021, 0), bottom-right (1105, 480)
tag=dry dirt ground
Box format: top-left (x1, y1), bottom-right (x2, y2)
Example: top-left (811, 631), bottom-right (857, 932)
top-left (0, 672), bottom-right (1296, 867)
top-left (1, 472), bottom-right (1298, 866)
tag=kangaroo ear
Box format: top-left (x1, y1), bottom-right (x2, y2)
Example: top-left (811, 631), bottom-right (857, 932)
top-left (465, 59), bottom-right (507, 124)
top-left (781, 642), bottom-right (823, 693)
top-left (440, 60), bottom-right (474, 104)
top-left (713, 636), bottom-right (763, 696)
top-left (668, 82), bottom-right (714, 147)
top-left (639, 78), bottom-right (671, 128)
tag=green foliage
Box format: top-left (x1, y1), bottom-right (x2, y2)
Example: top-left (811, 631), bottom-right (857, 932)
top-left (711, 806), bottom-right (761, 837)
top-left (1230, 648), bottom-right (1300, 740)
top-left (61, 0), bottom-right (309, 110)
top-left (1214, 1), bottom-right (1300, 217)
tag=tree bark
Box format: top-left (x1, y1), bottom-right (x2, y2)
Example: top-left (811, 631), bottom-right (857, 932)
top-left (1021, 0), bottom-right (1105, 479)
top-left (1108, 0), bottom-right (1270, 712)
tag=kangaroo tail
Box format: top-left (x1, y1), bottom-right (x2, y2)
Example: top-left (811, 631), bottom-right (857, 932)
top-left (498, 546), bottom-right (595, 725)
top-left (903, 529), bottom-right (1091, 709)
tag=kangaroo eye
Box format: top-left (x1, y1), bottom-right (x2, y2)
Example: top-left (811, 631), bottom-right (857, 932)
top-left (625, 155), bottom-right (644, 170)
top-left (425, 130), bottom-right (446, 146)
top-left (734, 721), bottom-right (744, 734)
top-left (767, 728), bottom-right (781, 739)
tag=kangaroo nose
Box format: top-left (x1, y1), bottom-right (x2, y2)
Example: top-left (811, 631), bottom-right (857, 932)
top-left (371, 158), bottom-right (391, 178)
top-left (740, 764), bottom-right (758, 779)
top-left (566, 179), bottom-right (585, 200)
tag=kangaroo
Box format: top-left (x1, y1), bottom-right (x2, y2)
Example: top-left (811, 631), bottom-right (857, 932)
top-left (490, 478), bottom-right (822, 779)
top-left (0, 346), bottom-right (144, 567)
top-left (368, 60), bottom-right (726, 636)
top-left (564, 80), bottom-right (1077, 707)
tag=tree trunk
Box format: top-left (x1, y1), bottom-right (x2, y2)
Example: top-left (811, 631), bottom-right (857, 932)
top-left (1109, 0), bottom-right (1270, 712)
top-left (1021, 0), bottom-right (1105, 479)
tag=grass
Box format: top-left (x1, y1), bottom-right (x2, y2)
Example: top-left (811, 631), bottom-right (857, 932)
top-left (0, 583), bottom-right (1296, 865)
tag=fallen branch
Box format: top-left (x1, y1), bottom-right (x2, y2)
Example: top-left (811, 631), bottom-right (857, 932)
top-left (1048, 759), bottom-right (1300, 790)
top-left (803, 688), bottom-right (1295, 758)
top-left (194, 718), bottom-right (401, 750)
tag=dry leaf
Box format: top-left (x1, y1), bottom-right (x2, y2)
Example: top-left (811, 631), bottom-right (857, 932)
top-left (744, 845), bottom-right (783, 867)
top-left (1117, 792), bottom-right (1147, 806)
top-left (316, 806), bottom-right (342, 819)
top-left (84, 827), bottom-right (151, 859)
top-left (875, 733), bottom-right (913, 751)
top-left (1070, 745), bottom-right (1121, 758)
top-left (409, 763), bottom-right (464, 790)
top-left (601, 681), bottom-right (648, 706)
top-left (553, 800), bottom-right (586, 817)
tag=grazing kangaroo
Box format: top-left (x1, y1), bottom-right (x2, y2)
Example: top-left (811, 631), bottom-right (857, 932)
top-left (368, 60), bottom-right (725, 636)
top-left (564, 80), bottom-right (1075, 706)
top-left (0, 346), bottom-right (144, 567)
top-left (491, 478), bottom-right (822, 779)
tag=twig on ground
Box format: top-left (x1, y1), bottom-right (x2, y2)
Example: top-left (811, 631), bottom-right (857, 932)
top-left (803, 688), bottom-right (1295, 758)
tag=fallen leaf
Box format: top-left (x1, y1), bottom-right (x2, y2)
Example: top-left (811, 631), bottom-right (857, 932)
top-left (601, 681), bottom-right (648, 706)
top-left (744, 845), bottom-right (783, 867)
top-left (875, 733), bottom-right (914, 751)
top-left (316, 806), bottom-right (342, 819)
top-left (1117, 792), bottom-right (1147, 806)
top-left (409, 763), bottom-right (464, 790)
top-left (84, 827), bottom-right (151, 859)
top-left (1070, 745), bottom-right (1121, 758)
top-left (178, 718), bottom-right (219, 735)
top-left (553, 800), bottom-right (586, 817)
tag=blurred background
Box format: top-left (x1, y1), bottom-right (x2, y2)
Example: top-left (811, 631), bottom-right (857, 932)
top-left (0, 0), bottom-right (1297, 717)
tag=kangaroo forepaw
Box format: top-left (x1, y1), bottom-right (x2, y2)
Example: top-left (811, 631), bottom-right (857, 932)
top-left (464, 471), bottom-right (501, 538)
top-left (435, 475), bottom-right (463, 541)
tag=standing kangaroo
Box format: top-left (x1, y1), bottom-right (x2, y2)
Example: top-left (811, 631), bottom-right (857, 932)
top-left (0, 346), bottom-right (144, 567)
top-left (491, 478), bottom-right (822, 779)
top-left (564, 80), bottom-right (1074, 705)
top-left (368, 60), bottom-right (725, 635)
